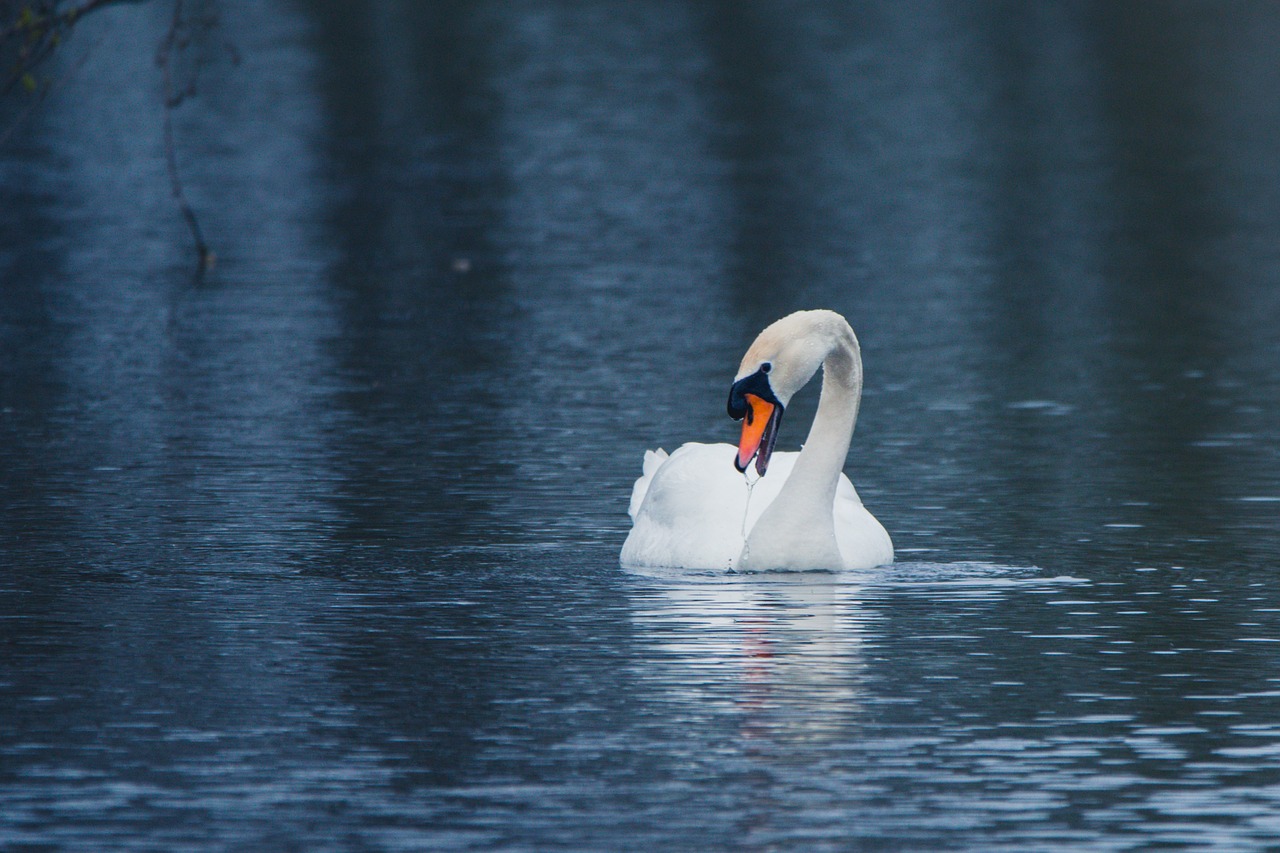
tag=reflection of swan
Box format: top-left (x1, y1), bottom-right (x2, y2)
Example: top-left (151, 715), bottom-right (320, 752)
top-left (621, 310), bottom-right (893, 571)
top-left (624, 572), bottom-right (871, 743)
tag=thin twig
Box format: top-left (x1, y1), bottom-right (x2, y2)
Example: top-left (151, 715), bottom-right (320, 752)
top-left (0, 0), bottom-right (126, 42)
top-left (0, 31), bottom-right (100, 148)
top-left (1, 0), bottom-right (137, 94)
top-left (156, 0), bottom-right (210, 274)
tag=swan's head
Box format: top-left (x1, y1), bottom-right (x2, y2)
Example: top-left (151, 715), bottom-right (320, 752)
top-left (727, 310), bottom-right (845, 475)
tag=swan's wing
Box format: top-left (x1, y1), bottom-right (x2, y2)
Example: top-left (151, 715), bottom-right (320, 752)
top-left (621, 443), bottom-right (754, 570)
top-left (628, 448), bottom-right (669, 521)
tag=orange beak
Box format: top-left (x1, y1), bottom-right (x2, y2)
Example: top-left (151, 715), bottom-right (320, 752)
top-left (735, 393), bottom-right (781, 474)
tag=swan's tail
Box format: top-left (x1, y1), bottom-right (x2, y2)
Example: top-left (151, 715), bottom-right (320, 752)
top-left (628, 448), bottom-right (669, 521)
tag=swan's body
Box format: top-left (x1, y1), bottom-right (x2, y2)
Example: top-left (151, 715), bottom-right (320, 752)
top-left (621, 442), bottom-right (891, 570)
top-left (621, 310), bottom-right (893, 571)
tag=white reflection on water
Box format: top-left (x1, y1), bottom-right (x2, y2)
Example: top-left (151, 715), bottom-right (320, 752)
top-left (630, 571), bottom-right (871, 743)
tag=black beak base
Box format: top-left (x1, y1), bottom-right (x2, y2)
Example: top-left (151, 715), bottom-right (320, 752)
top-left (727, 368), bottom-right (781, 420)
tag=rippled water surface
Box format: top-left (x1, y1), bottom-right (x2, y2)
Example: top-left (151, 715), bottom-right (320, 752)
top-left (3, 1), bottom-right (1280, 849)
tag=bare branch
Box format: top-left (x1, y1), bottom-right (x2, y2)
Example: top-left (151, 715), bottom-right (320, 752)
top-left (1, 0), bottom-right (141, 93)
top-left (0, 27), bottom-right (99, 147)
top-left (156, 0), bottom-right (210, 274)
top-left (3, 0), bottom-right (222, 274)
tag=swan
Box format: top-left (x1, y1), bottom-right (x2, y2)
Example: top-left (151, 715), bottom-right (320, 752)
top-left (620, 309), bottom-right (893, 571)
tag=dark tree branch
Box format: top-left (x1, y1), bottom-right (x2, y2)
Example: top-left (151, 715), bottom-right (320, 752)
top-left (1, 0), bottom-right (141, 93)
top-left (155, 0), bottom-right (210, 274)
top-left (3, 0), bottom-right (223, 274)
top-left (0, 25), bottom-right (97, 147)
top-left (0, 0), bottom-right (124, 41)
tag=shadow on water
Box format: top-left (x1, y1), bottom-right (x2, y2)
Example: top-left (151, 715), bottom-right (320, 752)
top-left (302, 1), bottom-right (519, 561)
top-left (949, 1), bottom-right (1280, 574)
top-left (1087, 3), bottom-right (1278, 569)
top-left (0, 148), bottom-right (79, 577)
top-left (694, 2), bottom-right (851, 324)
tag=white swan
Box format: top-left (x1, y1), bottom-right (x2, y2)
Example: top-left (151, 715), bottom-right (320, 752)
top-left (620, 309), bottom-right (893, 571)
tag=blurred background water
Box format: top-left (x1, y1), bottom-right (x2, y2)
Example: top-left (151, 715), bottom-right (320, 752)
top-left (2, 1), bottom-right (1280, 849)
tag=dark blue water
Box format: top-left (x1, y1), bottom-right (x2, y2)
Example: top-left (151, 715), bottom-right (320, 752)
top-left (3, 1), bottom-right (1280, 849)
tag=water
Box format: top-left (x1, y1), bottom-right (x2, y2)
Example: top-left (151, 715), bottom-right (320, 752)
top-left (2, 1), bottom-right (1280, 849)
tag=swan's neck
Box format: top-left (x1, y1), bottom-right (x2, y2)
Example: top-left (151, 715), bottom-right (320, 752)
top-left (781, 338), bottom-right (861, 516)
top-left (740, 331), bottom-right (862, 569)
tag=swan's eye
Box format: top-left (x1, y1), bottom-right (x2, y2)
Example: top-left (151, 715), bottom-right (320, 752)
top-left (760, 362), bottom-right (772, 374)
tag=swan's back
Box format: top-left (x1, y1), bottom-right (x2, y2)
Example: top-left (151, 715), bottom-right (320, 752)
top-left (832, 475), bottom-right (894, 569)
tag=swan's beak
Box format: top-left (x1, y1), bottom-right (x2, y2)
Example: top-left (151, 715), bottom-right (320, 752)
top-left (735, 393), bottom-right (783, 476)
top-left (728, 368), bottom-right (785, 476)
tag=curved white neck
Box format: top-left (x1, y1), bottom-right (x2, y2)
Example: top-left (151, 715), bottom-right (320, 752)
top-left (789, 337), bottom-right (861, 511)
top-left (740, 329), bottom-right (862, 569)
